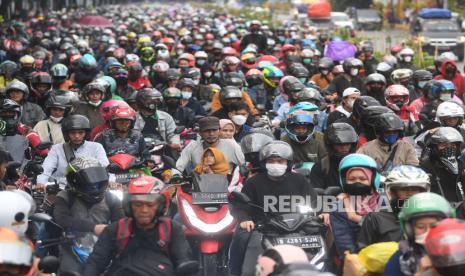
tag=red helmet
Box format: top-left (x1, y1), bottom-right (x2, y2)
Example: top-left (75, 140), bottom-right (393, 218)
top-left (281, 44), bottom-right (296, 54)
top-left (390, 45), bottom-right (403, 56)
top-left (241, 53), bottom-right (257, 70)
top-left (123, 176), bottom-right (167, 216)
top-left (385, 84), bottom-right (410, 111)
top-left (205, 33), bottom-right (215, 40)
top-left (425, 218), bottom-right (465, 274)
top-left (258, 55), bottom-right (279, 65)
top-left (245, 68), bottom-right (262, 77)
top-left (111, 105), bottom-right (136, 122)
top-left (178, 53), bottom-right (195, 67)
top-left (222, 47), bottom-right (237, 57)
top-left (99, 100), bottom-right (128, 122)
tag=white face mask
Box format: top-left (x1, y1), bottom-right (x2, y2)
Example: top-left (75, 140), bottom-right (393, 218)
top-left (345, 99), bottom-right (355, 109)
top-left (49, 116), bottom-right (63, 123)
top-left (193, 79), bottom-right (200, 85)
top-left (415, 231), bottom-right (429, 245)
top-left (266, 163), bottom-right (287, 177)
top-left (204, 71), bottom-right (213, 78)
top-left (350, 68), bottom-right (359, 77)
top-left (89, 100), bottom-right (102, 107)
top-left (197, 59), bottom-right (206, 66)
top-left (321, 69), bottom-right (329, 75)
top-left (182, 92), bottom-right (192, 99)
top-left (440, 93), bottom-right (453, 102)
top-left (231, 115), bottom-right (247, 126)
top-left (404, 56), bottom-right (412, 63)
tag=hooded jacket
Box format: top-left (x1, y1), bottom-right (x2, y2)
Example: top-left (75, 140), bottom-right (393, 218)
top-left (434, 60), bottom-right (465, 98)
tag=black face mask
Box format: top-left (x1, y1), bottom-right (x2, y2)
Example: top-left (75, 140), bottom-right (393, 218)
top-left (166, 100), bottom-right (179, 109)
top-left (446, 67), bottom-right (457, 75)
top-left (390, 198), bottom-right (405, 214)
top-left (344, 182), bottom-right (372, 196)
top-left (116, 78), bottom-right (127, 85)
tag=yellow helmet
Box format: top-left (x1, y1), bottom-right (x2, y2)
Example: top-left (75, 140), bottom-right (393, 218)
top-left (19, 55), bottom-right (34, 65)
top-left (127, 32), bottom-right (137, 39)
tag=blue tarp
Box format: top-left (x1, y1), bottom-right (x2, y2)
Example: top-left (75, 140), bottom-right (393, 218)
top-left (418, 8), bottom-right (452, 19)
top-left (324, 41), bottom-right (356, 62)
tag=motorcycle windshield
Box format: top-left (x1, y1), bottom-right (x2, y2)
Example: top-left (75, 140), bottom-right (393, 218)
top-left (193, 174), bottom-right (229, 193)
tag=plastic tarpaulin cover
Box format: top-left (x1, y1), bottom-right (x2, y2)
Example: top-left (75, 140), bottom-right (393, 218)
top-left (324, 41), bottom-right (357, 61)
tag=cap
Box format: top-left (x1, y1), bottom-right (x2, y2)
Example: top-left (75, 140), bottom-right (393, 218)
top-left (343, 87), bottom-right (361, 97)
top-left (199, 116), bottom-right (220, 131)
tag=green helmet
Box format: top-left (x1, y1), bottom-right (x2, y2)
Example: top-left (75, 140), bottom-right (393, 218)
top-left (50, 63), bottom-right (69, 78)
top-left (100, 76), bottom-right (117, 95)
top-left (399, 192), bottom-right (456, 240)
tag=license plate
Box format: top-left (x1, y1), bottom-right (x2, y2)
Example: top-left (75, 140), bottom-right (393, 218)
top-left (115, 173), bottom-right (144, 184)
top-left (276, 235), bottom-right (322, 248)
top-left (192, 192), bottom-right (228, 205)
top-left (438, 46), bottom-right (451, 50)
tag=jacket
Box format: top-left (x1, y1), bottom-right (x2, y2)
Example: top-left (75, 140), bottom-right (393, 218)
top-left (94, 129), bottom-right (148, 159)
top-left (83, 219), bottom-right (192, 276)
top-left (309, 155), bottom-right (341, 189)
top-left (434, 60), bottom-right (465, 98)
top-left (72, 101), bottom-right (104, 130)
top-left (310, 73), bottom-right (333, 90)
top-left (357, 210), bottom-right (403, 250)
top-left (20, 101), bottom-right (46, 127)
top-left (163, 106), bottom-right (196, 128)
top-left (33, 118), bottom-right (65, 144)
top-left (281, 135), bottom-right (327, 165)
top-left (357, 139), bottom-right (419, 171)
top-left (134, 111), bottom-right (180, 145)
top-left (210, 91), bottom-right (258, 116)
top-left (330, 210), bottom-right (361, 255)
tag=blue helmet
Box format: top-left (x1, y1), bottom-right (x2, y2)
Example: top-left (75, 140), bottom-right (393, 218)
top-left (289, 102), bottom-right (319, 114)
top-left (285, 113), bottom-right (315, 143)
top-left (338, 153), bottom-right (381, 192)
top-left (79, 54), bottom-right (97, 70)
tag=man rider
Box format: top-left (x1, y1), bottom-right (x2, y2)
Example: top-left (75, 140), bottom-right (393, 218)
top-left (84, 175), bottom-right (193, 276)
top-left (37, 115), bottom-right (109, 186)
top-left (73, 81), bottom-right (106, 129)
top-left (4, 80), bottom-right (45, 127)
top-left (239, 20), bottom-right (267, 54)
top-left (162, 87), bottom-right (195, 128)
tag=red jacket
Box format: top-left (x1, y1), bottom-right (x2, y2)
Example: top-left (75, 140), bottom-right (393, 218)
top-left (128, 77), bottom-right (152, 90)
top-left (434, 60), bottom-right (465, 98)
top-left (90, 122), bottom-right (110, 141)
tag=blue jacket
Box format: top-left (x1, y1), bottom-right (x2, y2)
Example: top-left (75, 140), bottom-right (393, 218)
top-left (330, 210), bottom-right (361, 256)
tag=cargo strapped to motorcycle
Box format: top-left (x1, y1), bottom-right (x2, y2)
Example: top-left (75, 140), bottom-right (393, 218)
top-left (115, 217), bottom-right (172, 257)
top-left (63, 142), bottom-right (76, 163)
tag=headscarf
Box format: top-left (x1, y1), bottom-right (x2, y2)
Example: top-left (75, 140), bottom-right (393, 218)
top-left (194, 147), bottom-right (229, 176)
top-left (220, 119), bottom-right (236, 133)
top-left (345, 167), bottom-right (379, 216)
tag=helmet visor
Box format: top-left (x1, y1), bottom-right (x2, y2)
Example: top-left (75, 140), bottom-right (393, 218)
top-left (74, 167), bottom-right (109, 193)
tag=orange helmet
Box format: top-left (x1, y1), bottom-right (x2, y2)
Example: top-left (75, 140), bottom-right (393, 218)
top-left (178, 53), bottom-right (196, 67)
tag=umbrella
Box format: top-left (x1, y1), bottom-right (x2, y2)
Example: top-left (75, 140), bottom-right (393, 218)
top-left (78, 15), bottom-right (112, 27)
top-left (324, 41), bottom-right (357, 62)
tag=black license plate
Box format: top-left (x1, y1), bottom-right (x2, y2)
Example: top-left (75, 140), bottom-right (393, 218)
top-left (192, 192), bottom-right (228, 205)
top-left (276, 235), bottom-right (322, 248)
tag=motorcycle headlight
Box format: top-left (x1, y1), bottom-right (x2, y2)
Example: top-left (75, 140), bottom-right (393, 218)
top-left (180, 198), bottom-right (235, 233)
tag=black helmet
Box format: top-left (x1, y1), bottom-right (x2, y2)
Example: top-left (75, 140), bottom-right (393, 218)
top-left (45, 95), bottom-right (73, 116)
top-left (361, 106), bottom-right (395, 141)
top-left (166, 68), bottom-right (181, 81)
top-left (241, 132), bottom-right (274, 167)
top-left (374, 112), bottom-right (404, 138)
top-left (0, 99), bottom-right (21, 135)
top-left (82, 81), bottom-right (106, 103)
top-left (324, 123), bottom-right (358, 146)
top-left (182, 67), bottom-right (201, 80)
top-left (425, 127), bottom-right (463, 174)
top-left (259, 140), bottom-right (293, 162)
top-left (413, 69), bottom-right (433, 90)
top-left (365, 73), bottom-right (387, 85)
top-left (65, 156), bottom-right (109, 204)
top-left (176, 78), bottom-right (196, 90)
top-left (282, 76), bottom-right (305, 96)
top-left (297, 87), bottom-right (323, 105)
top-left (318, 57), bottom-right (334, 70)
top-left (423, 80), bottom-right (450, 100)
top-left (428, 126), bottom-right (464, 145)
top-left (61, 114), bottom-right (91, 141)
top-left (136, 88), bottom-right (162, 111)
top-left (287, 63), bottom-right (309, 79)
top-left (220, 86), bottom-right (242, 105)
top-left (223, 72), bottom-right (245, 88)
top-left (342, 58), bottom-right (363, 73)
top-left (352, 96), bottom-right (381, 120)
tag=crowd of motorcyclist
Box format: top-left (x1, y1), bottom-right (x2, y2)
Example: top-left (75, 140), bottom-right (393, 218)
top-left (1, 2), bottom-right (465, 276)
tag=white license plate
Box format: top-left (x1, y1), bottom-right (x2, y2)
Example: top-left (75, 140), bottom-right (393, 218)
top-left (276, 235), bottom-right (322, 248)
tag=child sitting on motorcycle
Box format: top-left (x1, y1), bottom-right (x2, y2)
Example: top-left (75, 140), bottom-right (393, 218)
top-left (53, 156), bottom-right (124, 274)
top-left (194, 147), bottom-right (229, 176)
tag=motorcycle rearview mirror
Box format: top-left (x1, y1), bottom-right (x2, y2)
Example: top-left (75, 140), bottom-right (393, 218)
top-left (324, 186), bottom-right (343, 196)
top-left (38, 255), bottom-right (59, 274)
top-left (230, 191), bottom-right (252, 204)
top-left (37, 142), bottom-right (53, 150)
top-left (175, 126), bottom-right (186, 134)
top-left (175, 260), bottom-right (199, 275)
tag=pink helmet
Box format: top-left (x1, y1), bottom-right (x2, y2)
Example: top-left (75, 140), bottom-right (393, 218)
top-left (100, 100), bottom-right (129, 122)
top-left (256, 245), bottom-right (309, 276)
top-left (223, 56), bottom-right (240, 66)
top-left (385, 84), bottom-right (410, 111)
top-left (279, 76), bottom-right (293, 94)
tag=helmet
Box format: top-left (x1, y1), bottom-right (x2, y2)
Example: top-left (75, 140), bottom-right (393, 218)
top-left (163, 87), bottom-right (182, 99)
top-left (288, 63), bottom-right (309, 80)
top-left (285, 113), bottom-right (316, 143)
top-left (391, 68), bottom-right (413, 84)
top-left (5, 81), bottom-right (29, 99)
top-left (30, 72), bottom-right (52, 95)
top-left (390, 45), bottom-right (403, 56)
top-left (19, 55), bottom-right (34, 65)
top-left (259, 141), bottom-right (293, 163)
top-left (182, 68), bottom-right (201, 80)
top-left (324, 123), bottom-right (358, 146)
top-left (82, 81), bottom-right (106, 103)
top-left (245, 69), bottom-right (262, 87)
top-left (374, 113), bottom-right (404, 138)
top-left (427, 126), bottom-right (464, 145)
top-left (413, 69), bottom-right (433, 90)
top-left (262, 66), bottom-right (283, 89)
top-left (0, 191), bottom-right (33, 234)
top-left (79, 53), bottom-right (97, 70)
top-left (436, 101), bottom-right (465, 125)
top-left (385, 84), bottom-right (410, 111)
top-left (220, 86), bottom-right (242, 105)
top-left (352, 96), bottom-right (381, 120)
top-left (123, 176), bottom-right (166, 216)
top-left (297, 87), bottom-right (323, 105)
top-left (338, 153), bottom-right (381, 192)
top-left (177, 78), bottom-right (197, 90)
top-left (178, 53), bottom-right (195, 67)
top-left (398, 48), bottom-right (415, 62)
top-left (280, 76), bottom-right (305, 96)
top-left (50, 63), bottom-right (68, 78)
top-left (256, 245), bottom-right (309, 276)
top-left (99, 76), bottom-right (117, 96)
top-left (0, 61), bottom-right (18, 79)
top-left (258, 55), bottom-right (279, 65)
top-left (318, 57), bottom-right (334, 70)
top-left (241, 132), bottom-right (274, 155)
top-left (140, 46), bottom-right (155, 62)
top-left (99, 100), bottom-right (128, 122)
top-left (288, 102), bottom-right (319, 115)
top-left (166, 68), bottom-right (181, 81)
top-left (384, 165), bottom-right (431, 195)
top-left (0, 227), bottom-right (33, 272)
top-left (223, 56), bottom-right (240, 66)
top-left (61, 114), bottom-right (91, 140)
top-left (399, 192), bottom-right (455, 240)
top-left (222, 47), bottom-right (238, 57)
top-left (365, 73), bottom-right (387, 85)
top-left (240, 53), bottom-right (257, 69)
top-left (152, 61), bottom-right (170, 73)
top-left (342, 58), bottom-right (363, 73)
top-left (423, 80), bottom-right (452, 100)
top-left (65, 156), bottom-right (109, 204)
top-left (136, 88), bottom-right (162, 111)
top-left (45, 95), bottom-right (73, 117)
top-left (0, 99), bottom-right (21, 135)
top-left (425, 218), bottom-right (465, 275)
top-left (361, 106), bottom-right (395, 138)
top-left (110, 105), bottom-right (136, 128)
top-left (194, 51), bottom-right (208, 59)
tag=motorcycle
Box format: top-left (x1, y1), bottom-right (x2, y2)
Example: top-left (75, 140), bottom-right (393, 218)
top-left (144, 137), bottom-right (176, 180)
top-left (175, 174), bottom-right (236, 276)
top-left (179, 126), bottom-right (198, 148)
top-left (231, 191), bottom-right (328, 272)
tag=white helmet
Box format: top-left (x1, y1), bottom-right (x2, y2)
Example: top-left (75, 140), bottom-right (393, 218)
top-left (384, 165), bottom-right (431, 195)
top-left (398, 48), bottom-right (415, 62)
top-left (436, 101), bottom-right (465, 125)
top-left (391, 68), bottom-right (413, 83)
top-left (383, 55), bottom-right (398, 67)
top-left (0, 191), bottom-right (34, 234)
top-left (194, 51), bottom-right (208, 59)
top-left (438, 51), bottom-right (458, 63)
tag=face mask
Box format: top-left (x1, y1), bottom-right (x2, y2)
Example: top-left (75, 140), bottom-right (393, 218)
top-left (204, 71), bottom-right (212, 78)
top-left (404, 56), bottom-right (412, 63)
top-left (231, 115), bottom-right (247, 126)
top-left (440, 93), bottom-right (453, 102)
top-left (446, 67), bottom-right (456, 75)
top-left (182, 92), bottom-right (192, 99)
top-left (49, 116), bottom-right (63, 123)
top-left (116, 78), bottom-right (127, 85)
top-left (415, 231), bottom-right (429, 245)
top-left (299, 78), bottom-right (307, 84)
top-left (193, 79), bottom-right (200, 85)
top-left (344, 182), bottom-right (372, 195)
top-left (89, 100), bottom-right (102, 107)
top-left (166, 100), bottom-right (178, 108)
top-left (350, 68), bottom-right (359, 77)
top-left (197, 59), bottom-right (206, 66)
top-left (346, 99), bottom-right (355, 109)
top-left (384, 133), bottom-right (399, 145)
top-left (321, 69), bottom-right (329, 75)
top-left (266, 163), bottom-right (287, 177)
top-left (440, 146), bottom-right (457, 159)
top-left (418, 81), bottom-right (427, 89)
top-left (303, 58), bottom-right (312, 65)
top-left (176, 50), bottom-right (184, 56)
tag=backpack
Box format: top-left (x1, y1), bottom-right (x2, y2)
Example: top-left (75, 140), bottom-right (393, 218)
top-left (115, 216), bottom-right (172, 257)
